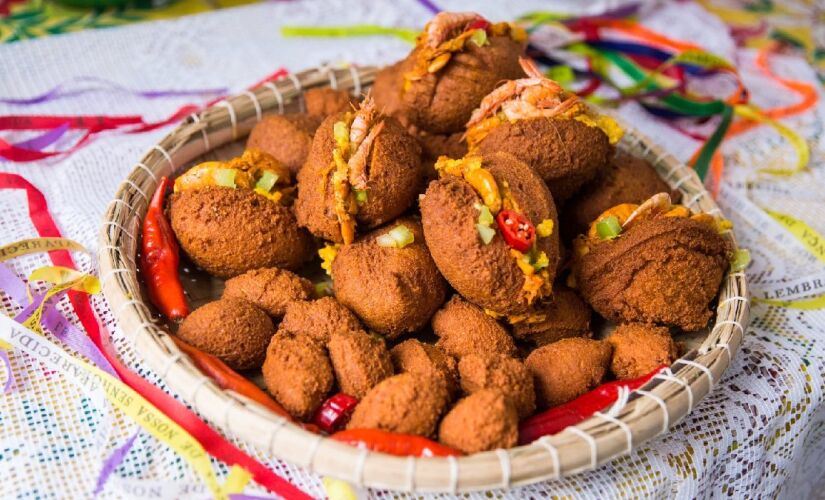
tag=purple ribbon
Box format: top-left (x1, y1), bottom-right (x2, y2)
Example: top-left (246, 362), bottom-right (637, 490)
top-left (1, 350), bottom-right (13, 393)
top-left (0, 76), bottom-right (227, 106)
top-left (94, 431), bottom-right (141, 497)
top-left (0, 262), bottom-right (117, 377)
top-left (0, 123), bottom-right (72, 163)
top-left (414, 0), bottom-right (440, 14)
top-left (0, 261), bottom-right (134, 495)
top-left (13, 123), bottom-right (71, 150)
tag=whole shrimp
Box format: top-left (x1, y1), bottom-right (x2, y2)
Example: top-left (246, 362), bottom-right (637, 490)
top-left (347, 95), bottom-right (384, 190)
top-left (466, 57), bottom-right (579, 128)
top-left (425, 11), bottom-right (483, 48)
top-left (622, 193), bottom-right (672, 229)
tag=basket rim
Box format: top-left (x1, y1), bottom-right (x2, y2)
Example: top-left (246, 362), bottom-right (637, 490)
top-left (97, 64), bottom-right (750, 493)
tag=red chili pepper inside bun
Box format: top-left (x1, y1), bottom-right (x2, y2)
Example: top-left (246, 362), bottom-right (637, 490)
top-left (496, 210), bottom-right (536, 252)
top-left (467, 19), bottom-right (491, 31)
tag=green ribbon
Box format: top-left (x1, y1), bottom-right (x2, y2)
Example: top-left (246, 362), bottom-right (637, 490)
top-left (692, 104), bottom-right (733, 181)
top-left (281, 25), bottom-right (419, 44)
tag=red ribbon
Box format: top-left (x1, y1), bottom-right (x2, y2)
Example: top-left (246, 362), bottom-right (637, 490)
top-left (0, 68), bottom-right (289, 163)
top-left (0, 172), bottom-right (312, 500)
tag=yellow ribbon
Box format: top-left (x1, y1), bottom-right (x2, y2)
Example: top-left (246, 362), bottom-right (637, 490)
top-left (23, 266), bottom-right (101, 334)
top-left (0, 238), bottom-right (253, 498)
top-left (763, 209), bottom-right (825, 265)
top-left (1, 314), bottom-right (253, 499)
top-left (752, 295), bottom-right (825, 310)
top-left (323, 477), bottom-right (359, 500)
top-left (0, 237), bottom-right (88, 262)
top-left (733, 105), bottom-right (810, 176)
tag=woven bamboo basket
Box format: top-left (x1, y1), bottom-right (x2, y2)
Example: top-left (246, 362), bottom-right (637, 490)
top-left (98, 65), bottom-right (749, 493)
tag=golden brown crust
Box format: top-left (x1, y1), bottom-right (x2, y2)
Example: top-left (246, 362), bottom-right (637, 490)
top-left (438, 389), bottom-right (518, 453)
top-left (246, 114), bottom-right (322, 175)
top-left (332, 218), bottom-right (448, 338)
top-left (347, 372), bottom-right (450, 437)
top-left (432, 296), bottom-right (517, 358)
top-left (177, 297), bottom-right (274, 370)
top-left (304, 87), bottom-right (358, 118)
top-left (401, 35), bottom-right (525, 135)
top-left (525, 337), bottom-right (612, 409)
top-left (420, 152), bottom-right (559, 314)
top-left (279, 296), bottom-right (363, 345)
top-left (295, 113), bottom-right (423, 242)
top-left (328, 329), bottom-right (394, 398)
top-left (576, 217), bottom-right (730, 331)
top-left (222, 267), bottom-right (314, 318)
top-left (608, 323), bottom-right (678, 380)
top-left (391, 339), bottom-right (459, 399)
top-left (562, 152), bottom-right (679, 239)
top-left (169, 186), bottom-right (314, 278)
top-left (262, 329), bottom-right (334, 420)
top-left (511, 287), bottom-right (592, 346)
top-left (458, 353), bottom-right (535, 418)
top-left (371, 60), bottom-right (407, 123)
top-left (475, 118), bottom-right (611, 203)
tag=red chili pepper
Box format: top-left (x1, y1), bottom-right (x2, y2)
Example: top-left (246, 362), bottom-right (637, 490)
top-left (518, 365), bottom-right (667, 445)
top-left (467, 19), bottom-right (491, 32)
top-left (171, 336), bottom-right (292, 420)
top-left (496, 210), bottom-right (536, 252)
top-left (331, 429), bottom-right (462, 457)
top-left (312, 393), bottom-right (359, 434)
top-left (139, 177), bottom-right (189, 321)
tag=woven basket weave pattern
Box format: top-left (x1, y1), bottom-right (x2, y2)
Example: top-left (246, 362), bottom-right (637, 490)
top-left (98, 65), bottom-right (749, 492)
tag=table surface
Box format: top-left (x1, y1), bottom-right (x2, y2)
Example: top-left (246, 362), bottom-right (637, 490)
top-left (1, 1), bottom-right (825, 498)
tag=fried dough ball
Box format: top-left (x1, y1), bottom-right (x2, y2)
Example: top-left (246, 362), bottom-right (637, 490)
top-left (262, 330), bottom-right (334, 420)
top-left (371, 60), bottom-right (405, 121)
top-left (438, 389), bottom-right (518, 454)
top-left (280, 296), bottom-right (363, 345)
top-left (332, 218), bottom-right (448, 338)
top-left (473, 118), bottom-right (611, 203)
top-left (348, 372), bottom-right (450, 437)
top-left (576, 217), bottom-right (730, 331)
top-left (458, 353), bottom-right (535, 418)
top-left (304, 87), bottom-right (357, 118)
top-left (512, 287), bottom-right (592, 346)
top-left (432, 296), bottom-right (517, 359)
top-left (377, 20), bottom-right (525, 135)
top-left (391, 339), bottom-right (459, 398)
top-left (222, 267), bottom-right (313, 318)
top-left (328, 329), bottom-right (394, 398)
top-left (246, 114), bottom-right (322, 175)
top-left (177, 297), bottom-right (274, 370)
top-left (417, 130), bottom-right (468, 181)
top-left (169, 186), bottom-right (314, 278)
top-left (420, 152), bottom-right (560, 315)
top-left (562, 152), bottom-right (679, 239)
top-left (295, 112), bottom-right (423, 242)
top-left (525, 338), bottom-right (612, 409)
top-left (608, 323), bottom-right (678, 380)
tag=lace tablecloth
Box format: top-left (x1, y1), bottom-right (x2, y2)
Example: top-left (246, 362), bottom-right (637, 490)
top-left (1, 1), bottom-right (825, 498)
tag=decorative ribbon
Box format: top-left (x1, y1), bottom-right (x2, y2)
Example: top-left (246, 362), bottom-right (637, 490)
top-left (0, 76), bottom-right (226, 106)
top-left (762, 209), bottom-right (825, 265)
top-left (0, 314), bottom-right (251, 500)
top-left (0, 68), bottom-right (287, 163)
top-left (281, 25), bottom-right (418, 43)
top-left (0, 173), bottom-right (311, 500)
top-left (0, 349), bottom-right (13, 393)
